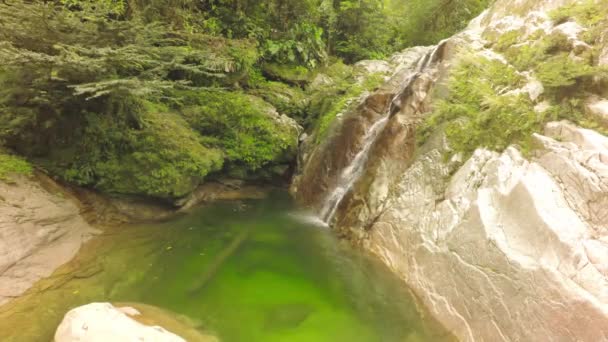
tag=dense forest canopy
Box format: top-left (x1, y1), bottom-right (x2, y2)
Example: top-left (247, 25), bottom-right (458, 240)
top-left (0, 0), bottom-right (491, 202)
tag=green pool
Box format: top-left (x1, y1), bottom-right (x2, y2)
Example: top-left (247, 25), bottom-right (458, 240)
top-left (0, 192), bottom-right (451, 341)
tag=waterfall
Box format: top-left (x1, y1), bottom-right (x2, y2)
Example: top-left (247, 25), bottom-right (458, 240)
top-left (318, 115), bottom-right (390, 223)
top-left (318, 45), bottom-right (441, 224)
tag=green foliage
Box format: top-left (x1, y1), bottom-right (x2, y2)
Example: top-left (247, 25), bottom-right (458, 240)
top-left (0, 153), bottom-right (32, 181)
top-left (392, 0), bottom-right (492, 47)
top-left (262, 23), bottom-right (327, 68)
top-left (0, 0), bottom-right (494, 199)
top-left (248, 81), bottom-right (309, 123)
top-left (420, 33), bottom-right (608, 159)
top-left (177, 90), bottom-right (298, 171)
top-left (46, 101), bottom-right (224, 199)
top-left (493, 26), bottom-right (607, 96)
top-left (549, 0), bottom-right (608, 46)
top-left (418, 55), bottom-right (541, 157)
top-left (550, 0), bottom-right (608, 27)
top-left (61, 0), bottom-right (127, 16)
top-left (308, 64), bottom-right (385, 141)
top-left (536, 53), bottom-right (599, 90)
top-left (496, 30), bottom-right (572, 72)
top-left (261, 63), bottom-right (314, 86)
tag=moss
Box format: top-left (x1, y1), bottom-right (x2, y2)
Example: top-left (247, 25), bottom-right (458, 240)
top-left (261, 63), bottom-right (314, 86)
top-left (60, 110), bottom-right (224, 199)
top-left (550, 0), bottom-right (608, 27)
top-left (549, 0), bottom-right (608, 44)
top-left (499, 31), bottom-right (572, 72)
top-left (419, 41), bottom-right (608, 160)
top-left (536, 53), bottom-right (597, 90)
top-left (0, 152), bottom-right (32, 181)
top-left (247, 81), bottom-right (309, 123)
top-left (310, 72), bottom-right (385, 142)
top-left (492, 30), bottom-right (521, 52)
top-left (418, 55), bottom-right (538, 158)
top-left (494, 24), bottom-right (607, 95)
top-left (178, 90), bottom-right (298, 171)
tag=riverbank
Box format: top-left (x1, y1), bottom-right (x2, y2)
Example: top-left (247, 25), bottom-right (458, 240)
top-left (0, 192), bottom-right (452, 341)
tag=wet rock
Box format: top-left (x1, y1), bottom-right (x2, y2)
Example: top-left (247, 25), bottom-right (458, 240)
top-left (264, 303), bottom-right (314, 331)
top-left (72, 188), bottom-right (177, 224)
top-left (177, 181), bottom-right (271, 211)
top-left (55, 302), bottom-right (219, 342)
top-left (290, 46), bottom-right (432, 208)
top-left (0, 173), bottom-right (98, 305)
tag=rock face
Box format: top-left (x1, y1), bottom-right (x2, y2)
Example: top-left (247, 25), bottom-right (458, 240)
top-left (290, 46), bottom-right (436, 208)
top-left (291, 0), bottom-right (608, 340)
top-left (365, 122), bottom-right (608, 341)
top-left (0, 173), bottom-right (97, 305)
top-left (55, 303), bottom-right (218, 342)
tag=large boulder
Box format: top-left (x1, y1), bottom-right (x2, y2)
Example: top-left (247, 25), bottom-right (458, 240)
top-left (362, 121), bottom-right (608, 341)
top-left (55, 303), bottom-right (218, 342)
top-left (0, 173), bottom-right (97, 305)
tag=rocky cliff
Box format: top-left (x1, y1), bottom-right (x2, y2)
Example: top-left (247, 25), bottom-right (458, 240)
top-left (292, 0), bottom-right (608, 340)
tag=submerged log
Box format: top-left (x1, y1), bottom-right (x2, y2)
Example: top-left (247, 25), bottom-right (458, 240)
top-left (188, 228), bottom-right (251, 294)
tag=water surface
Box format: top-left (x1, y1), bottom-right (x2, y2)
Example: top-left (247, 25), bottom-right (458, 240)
top-left (0, 192), bottom-right (451, 341)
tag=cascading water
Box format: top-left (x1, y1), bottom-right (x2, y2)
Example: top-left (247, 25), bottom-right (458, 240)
top-left (318, 45), bottom-right (441, 224)
top-left (318, 115), bottom-right (390, 223)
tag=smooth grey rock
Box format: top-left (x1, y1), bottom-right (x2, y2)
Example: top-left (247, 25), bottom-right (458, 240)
top-left (0, 174), bottom-right (97, 305)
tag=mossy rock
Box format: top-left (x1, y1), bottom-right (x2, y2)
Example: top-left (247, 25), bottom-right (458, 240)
top-left (55, 110), bottom-right (224, 201)
top-left (261, 63), bottom-right (314, 87)
top-left (247, 81), bottom-right (309, 123)
top-left (178, 90), bottom-right (299, 172)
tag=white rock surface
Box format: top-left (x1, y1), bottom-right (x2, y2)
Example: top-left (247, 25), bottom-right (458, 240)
top-left (0, 174), bottom-right (97, 305)
top-left (587, 98), bottom-right (608, 125)
top-left (365, 121), bottom-right (608, 341)
top-left (55, 303), bottom-right (186, 342)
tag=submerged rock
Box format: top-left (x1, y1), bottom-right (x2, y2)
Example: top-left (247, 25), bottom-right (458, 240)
top-left (55, 303), bottom-right (219, 342)
top-left (0, 173), bottom-right (98, 305)
top-left (264, 303), bottom-right (314, 331)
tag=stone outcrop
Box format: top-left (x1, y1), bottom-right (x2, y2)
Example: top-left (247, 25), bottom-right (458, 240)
top-left (290, 46), bottom-right (435, 208)
top-left (0, 173), bottom-right (97, 305)
top-left (292, 0), bottom-right (608, 340)
top-left (55, 302), bottom-right (219, 342)
top-left (364, 121), bottom-right (608, 341)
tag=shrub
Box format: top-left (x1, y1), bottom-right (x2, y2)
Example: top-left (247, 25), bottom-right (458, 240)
top-left (56, 106), bottom-right (224, 200)
top-left (536, 53), bottom-right (597, 90)
top-left (418, 55), bottom-right (540, 157)
top-left (308, 67), bottom-right (385, 142)
top-left (0, 153), bottom-right (32, 181)
top-left (247, 81), bottom-right (309, 123)
top-left (178, 90), bottom-right (298, 171)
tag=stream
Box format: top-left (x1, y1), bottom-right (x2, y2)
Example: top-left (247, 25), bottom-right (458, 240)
top-left (0, 192), bottom-right (451, 341)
